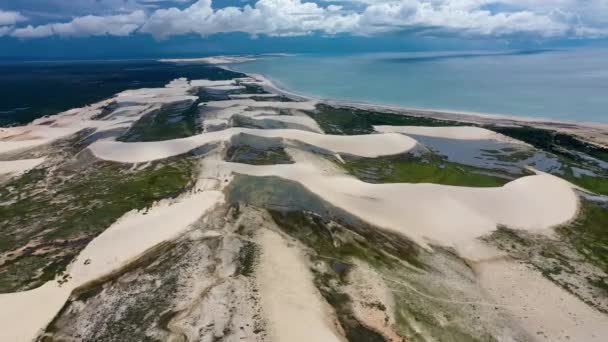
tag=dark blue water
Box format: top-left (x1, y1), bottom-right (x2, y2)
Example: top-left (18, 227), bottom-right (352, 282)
top-left (232, 49), bottom-right (608, 123)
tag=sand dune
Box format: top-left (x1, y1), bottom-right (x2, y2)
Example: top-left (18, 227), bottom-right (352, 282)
top-left (0, 158), bottom-right (45, 175)
top-left (374, 125), bottom-right (520, 142)
top-left (257, 229), bottom-right (345, 342)
top-left (203, 99), bottom-right (318, 111)
top-left (0, 190), bottom-right (223, 342)
top-left (212, 160), bottom-right (578, 249)
top-left (89, 128), bottom-right (418, 163)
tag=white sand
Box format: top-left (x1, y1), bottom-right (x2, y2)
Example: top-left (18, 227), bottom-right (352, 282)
top-left (0, 190), bottom-right (223, 342)
top-left (211, 160), bottom-right (578, 249)
top-left (252, 114), bottom-right (323, 132)
top-left (203, 99), bottom-right (318, 111)
top-left (476, 259), bottom-right (608, 341)
top-left (257, 229), bottom-right (345, 342)
top-left (0, 158), bottom-right (45, 175)
top-left (89, 128), bottom-right (418, 163)
top-left (375, 125), bottom-right (519, 142)
top-left (0, 82), bottom-right (204, 156)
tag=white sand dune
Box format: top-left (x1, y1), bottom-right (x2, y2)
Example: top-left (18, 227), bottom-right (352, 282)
top-left (0, 82), bottom-right (205, 156)
top-left (203, 99), bottom-right (318, 111)
top-left (0, 190), bottom-right (223, 342)
top-left (375, 125), bottom-right (520, 142)
top-left (89, 128), bottom-right (418, 163)
top-left (190, 79), bottom-right (236, 87)
top-left (251, 114), bottom-right (323, 132)
top-left (0, 158), bottom-right (45, 175)
top-left (211, 160), bottom-right (578, 249)
top-left (257, 229), bottom-right (345, 342)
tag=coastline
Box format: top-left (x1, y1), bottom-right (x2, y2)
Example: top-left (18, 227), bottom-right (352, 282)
top-left (220, 66), bottom-right (608, 146)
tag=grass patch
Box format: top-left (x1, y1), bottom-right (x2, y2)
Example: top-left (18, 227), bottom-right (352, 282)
top-left (238, 241), bottom-right (258, 277)
top-left (118, 101), bottom-right (199, 142)
top-left (562, 173), bottom-right (608, 195)
top-left (341, 153), bottom-right (520, 187)
top-left (557, 201), bottom-right (608, 273)
top-left (487, 125), bottom-right (608, 163)
top-left (226, 144), bottom-right (293, 165)
top-left (307, 104), bottom-right (467, 135)
top-left (0, 157), bottom-right (195, 293)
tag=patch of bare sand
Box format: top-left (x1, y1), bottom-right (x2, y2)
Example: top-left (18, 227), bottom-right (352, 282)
top-left (475, 258), bottom-right (608, 341)
top-left (346, 261), bottom-right (401, 342)
top-left (0, 158), bottom-right (45, 175)
top-left (257, 228), bottom-right (346, 342)
top-left (374, 125), bottom-right (521, 143)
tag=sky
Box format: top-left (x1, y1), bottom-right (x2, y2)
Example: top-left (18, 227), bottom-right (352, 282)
top-left (1, 0), bottom-right (608, 59)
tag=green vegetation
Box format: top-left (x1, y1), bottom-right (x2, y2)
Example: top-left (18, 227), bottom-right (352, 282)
top-left (0, 61), bottom-right (244, 127)
top-left (43, 241), bottom-right (186, 341)
top-left (234, 82), bottom-right (270, 95)
top-left (485, 201), bottom-right (608, 313)
top-left (238, 241), bottom-right (258, 277)
top-left (271, 210), bottom-right (424, 342)
top-left (557, 201), bottom-right (608, 274)
top-left (562, 171), bottom-right (608, 195)
top-left (226, 144), bottom-right (293, 165)
top-left (341, 153), bottom-right (522, 187)
top-left (249, 95), bottom-right (293, 102)
top-left (484, 125), bottom-right (608, 194)
top-left (118, 101), bottom-right (200, 142)
top-left (0, 157), bottom-right (195, 293)
top-left (307, 104), bottom-right (466, 135)
top-left (270, 210), bottom-right (423, 271)
top-left (487, 125), bottom-right (608, 163)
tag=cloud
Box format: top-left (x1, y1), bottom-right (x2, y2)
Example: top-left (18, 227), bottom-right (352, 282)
top-left (5, 0), bottom-right (608, 40)
top-left (140, 0), bottom-right (359, 38)
top-left (0, 9), bottom-right (27, 26)
top-left (11, 10), bottom-right (146, 38)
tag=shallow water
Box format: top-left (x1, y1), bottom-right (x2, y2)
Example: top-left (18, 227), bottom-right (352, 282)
top-left (231, 49), bottom-right (608, 123)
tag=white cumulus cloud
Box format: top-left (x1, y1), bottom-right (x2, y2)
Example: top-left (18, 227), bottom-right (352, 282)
top-left (0, 9), bottom-right (27, 26)
top-left (4, 0), bottom-right (608, 40)
top-left (11, 10), bottom-right (146, 38)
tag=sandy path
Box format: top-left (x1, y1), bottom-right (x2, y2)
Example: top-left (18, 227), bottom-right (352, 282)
top-left (89, 128), bottom-right (418, 163)
top-left (0, 190), bottom-right (223, 342)
top-left (257, 229), bottom-right (345, 342)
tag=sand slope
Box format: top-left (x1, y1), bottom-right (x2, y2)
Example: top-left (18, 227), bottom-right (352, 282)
top-left (213, 160), bottom-right (578, 249)
top-left (0, 190), bottom-right (223, 342)
top-left (257, 229), bottom-right (345, 342)
top-left (0, 158), bottom-right (45, 174)
top-left (89, 128), bottom-right (418, 163)
top-left (375, 125), bottom-right (519, 142)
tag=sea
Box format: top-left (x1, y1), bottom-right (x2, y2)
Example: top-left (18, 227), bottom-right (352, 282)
top-left (230, 49), bottom-right (608, 124)
top-left (1, 49), bottom-right (607, 126)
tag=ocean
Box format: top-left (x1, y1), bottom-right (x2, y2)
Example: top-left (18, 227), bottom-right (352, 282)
top-left (230, 49), bottom-right (608, 123)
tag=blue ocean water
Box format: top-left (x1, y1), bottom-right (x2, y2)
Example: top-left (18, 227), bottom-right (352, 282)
top-left (231, 49), bottom-right (608, 123)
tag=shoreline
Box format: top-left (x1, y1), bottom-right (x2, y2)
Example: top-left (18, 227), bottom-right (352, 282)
top-left (222, 67), bottom-right (608, 146)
